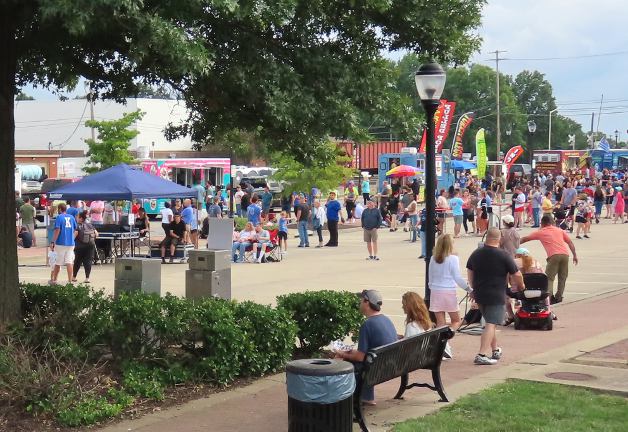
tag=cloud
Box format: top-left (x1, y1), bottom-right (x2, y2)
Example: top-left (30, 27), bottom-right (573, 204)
top-left (474, 0), bottom-right (628, 137)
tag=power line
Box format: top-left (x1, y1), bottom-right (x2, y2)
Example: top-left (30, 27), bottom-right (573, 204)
top-left (51, 99), bottom-right (89, 149)
top-left (484, 50), bottom-right (628, 62)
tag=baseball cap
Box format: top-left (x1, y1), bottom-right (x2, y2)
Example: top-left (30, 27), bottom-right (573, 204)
top-left (515, 247), bottom-right (530, 256)
top-left (361, 289), bottom-right (383, 311)
top-left (502, 214), bottom-right (515, 225)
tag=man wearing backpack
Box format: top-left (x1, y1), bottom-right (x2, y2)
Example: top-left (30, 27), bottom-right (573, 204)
top-left (73, 211), bottom-right (98, 283)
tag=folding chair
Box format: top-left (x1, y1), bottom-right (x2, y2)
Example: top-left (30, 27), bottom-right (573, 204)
top-left (264, 229), bottom-right (282, 262)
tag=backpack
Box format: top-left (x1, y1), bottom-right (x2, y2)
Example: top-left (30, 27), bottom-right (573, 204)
top-left (79, 223), bottom-right (96, 244)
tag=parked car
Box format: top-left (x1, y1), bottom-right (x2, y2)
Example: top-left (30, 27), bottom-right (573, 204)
top-left (239, 176), bottom-right (284, 208)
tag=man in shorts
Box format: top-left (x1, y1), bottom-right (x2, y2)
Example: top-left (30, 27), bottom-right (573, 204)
top-left (50, 202), bottom-right (78, 284)
top-left (466, 228), bottom-right (524, 365)
top-left (181, 199), bottom-right (199, 248)
top-left (161, 212), bottom-right (186, 263)
top-left (361, 199), bottom-right (382, 260)
top-left (449, 190), bottom-right (464, 238)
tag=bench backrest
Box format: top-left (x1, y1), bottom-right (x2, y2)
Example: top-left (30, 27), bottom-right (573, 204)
top-left (361, 326), bottom-right (453, 388)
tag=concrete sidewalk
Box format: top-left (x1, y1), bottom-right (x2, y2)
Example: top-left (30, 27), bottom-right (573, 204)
top-left (99, 288), bottom-right (628, 432)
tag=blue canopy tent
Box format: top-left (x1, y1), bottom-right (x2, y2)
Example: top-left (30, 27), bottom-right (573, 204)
top-left (48, 163), bottom-right (196, 200)
top-left (450, 160), bottom-right (476, 171)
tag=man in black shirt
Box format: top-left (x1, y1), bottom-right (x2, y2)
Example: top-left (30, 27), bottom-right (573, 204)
top-left (466, 228), bottom-right (524, 365)
top-left (296, 202), bottom-right (310, 247)
top-left (161, 212), bottom-right (186, 263)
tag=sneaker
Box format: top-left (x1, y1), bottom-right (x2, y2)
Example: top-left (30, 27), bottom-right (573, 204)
top-left (297, 244), bottom-right (304, 248)
top-left (418, 255), bottom-right (425, 259)
top-left (474, 354), bottom-right (497, 365)
top-left (161, 258), bottom-right (166, 264)
top-left (575, 235), bottom-right (582, 239)
top-left (491, 347), bottom-right (503, 360)
top-left (444, 343), bottom-right (453, 359)
top-left (366, 256), bottom-right (373, 260)
top-left (583, 234), bottom-right (590, 238)
top-left (372, 256), bottom-right (380, 261)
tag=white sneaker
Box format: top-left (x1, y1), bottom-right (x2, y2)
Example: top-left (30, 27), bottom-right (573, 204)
top-left (444, 343), bottom-right (453, 359)
top-left (474, 354), bottom-right (497, 365)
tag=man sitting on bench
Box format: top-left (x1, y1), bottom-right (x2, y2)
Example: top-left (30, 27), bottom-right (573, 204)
top-left (160, 212), bottom-right (186, 264)
top-left (335, 289), bottom-right (397, 405)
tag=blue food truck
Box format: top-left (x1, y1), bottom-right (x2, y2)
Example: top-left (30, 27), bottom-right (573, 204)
top-left (377, 149), bottom-right (456, 194)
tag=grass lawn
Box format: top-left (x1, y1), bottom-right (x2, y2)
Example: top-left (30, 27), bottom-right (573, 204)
top-left (393, 379), bottom-right (628, 432)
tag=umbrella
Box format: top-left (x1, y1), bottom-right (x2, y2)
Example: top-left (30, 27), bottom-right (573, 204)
top-left (386, 164), bottom-right (422, 178)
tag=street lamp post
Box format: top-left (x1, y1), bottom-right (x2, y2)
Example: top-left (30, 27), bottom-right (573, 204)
top-left (415, 63), bottom-right (447, 306)
top-left (548, 108), bottom-right (559, 150)
top-left (614, 129), bottom-right (619, 148)
top-left (527, 120), bottom-right (537, 184)
top-left (229, 146), bottom-right (234, 218)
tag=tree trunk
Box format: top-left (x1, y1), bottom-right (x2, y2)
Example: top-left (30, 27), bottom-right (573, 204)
top-left (0, 7), bottom-right (21, 327)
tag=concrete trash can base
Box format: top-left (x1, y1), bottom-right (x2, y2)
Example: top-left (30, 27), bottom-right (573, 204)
top-left (286, 359), bottom-right (355, 432)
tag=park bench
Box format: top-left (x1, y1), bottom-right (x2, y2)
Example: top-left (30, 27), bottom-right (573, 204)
top-left (353, 326), bottom-right (454, 432)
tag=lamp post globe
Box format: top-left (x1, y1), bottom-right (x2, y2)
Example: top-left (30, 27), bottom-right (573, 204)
top-left (527, 120), bottom-right (537, 184)
top-left (415, 62), bottom-right (446, 306)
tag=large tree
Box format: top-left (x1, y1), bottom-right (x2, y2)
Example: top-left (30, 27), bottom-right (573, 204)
top-left (1, 0), bottom-right (486, 325)
top-left (0, 0), bottom-right (210, 325)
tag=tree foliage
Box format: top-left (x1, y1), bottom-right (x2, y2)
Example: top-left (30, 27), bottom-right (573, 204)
top-left (83, 110), bottom-right (143, 173)
top-left (169, 0), bottom-right (486, 160)
top-left (271, 141), bottom-right (354, 195)
top-left (15, 90), bottom-right (34, 101)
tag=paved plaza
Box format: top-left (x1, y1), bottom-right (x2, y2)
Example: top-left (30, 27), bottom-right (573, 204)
top-left (17, 219), bottom-right (628, 431)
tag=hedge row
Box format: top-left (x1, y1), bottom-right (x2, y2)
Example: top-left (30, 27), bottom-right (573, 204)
top-left (1, 284), bottom-right (363, 427)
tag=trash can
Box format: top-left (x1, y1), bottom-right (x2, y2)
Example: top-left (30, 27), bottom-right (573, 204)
top-left (286, 359), bottom-right (355, 432)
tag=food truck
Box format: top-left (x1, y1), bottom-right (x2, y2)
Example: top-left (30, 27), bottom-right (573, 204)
top-left (532, 150), bottom-right (589, 175)
top-left (377, 148), bottom-right (455, 194)
top-left (141, 158), bottom-right (231, 217)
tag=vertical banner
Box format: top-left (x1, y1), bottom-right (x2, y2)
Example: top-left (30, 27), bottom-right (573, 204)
top-left (435, 101), bottom-right (456, 153)
top-left (476, 128), bottom-right (487, 178)
top-left (419, 99), bottom-right (447, 153)
top-left (450, 112), bottom-right (475, 160)
top-left (503, 145), bottom-right (524, 174)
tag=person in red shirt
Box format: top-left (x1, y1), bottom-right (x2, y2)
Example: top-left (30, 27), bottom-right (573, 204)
top-left (131, 200), bottom-right (141, 215)
top-left (520, 215), bottom-right (578, 304)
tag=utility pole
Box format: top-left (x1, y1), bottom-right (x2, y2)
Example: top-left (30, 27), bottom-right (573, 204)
top-left (590, 113), bottom-right (595, 149)
top-left (85, 81), bottom-right (96, 141)
top-left (489, 50), bottom-right (507, 174)
top-left (596, 94), bottom-right (603, 134)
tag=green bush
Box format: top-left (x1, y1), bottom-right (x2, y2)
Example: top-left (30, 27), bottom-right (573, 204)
top-left (188, 298), bottom-right (247, 385)
top-left (277, 290), bottom-right (363, 355)
top-left (233, 301), bottom-right (298, 376)
top-left (107, 292), bottom-right (193, 360)
top-left (8, 283), bottom-right (304, 428)
top-left (19, 283), bottom-right (110, 355)
top-left (234, 216), bottom-right (248, 231)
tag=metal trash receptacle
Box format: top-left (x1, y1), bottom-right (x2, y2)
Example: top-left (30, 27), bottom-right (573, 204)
top-left (286, 359), bottom-right (355, 432)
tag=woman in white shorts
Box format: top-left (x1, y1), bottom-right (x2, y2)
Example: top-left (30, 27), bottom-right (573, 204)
top-left (428, 234), bottom-right (472, 356)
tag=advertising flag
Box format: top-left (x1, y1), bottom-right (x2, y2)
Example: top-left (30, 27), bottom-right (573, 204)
top-left (503, 145), bottom-right (524, 173)
top-left (419, 99), bottom-right (447, 153)
top-left (597, 137), bottom-right (610, 152)
top-left (476, 128), bottom-right (487, 178)
top-left (450, 112), bottom-right (475, 160)
top-left (435, 101), bottom-right (457, 153)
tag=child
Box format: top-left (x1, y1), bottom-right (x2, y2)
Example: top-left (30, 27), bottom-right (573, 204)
top-left (574, 195), bottom-right (589, 239)
top-left (278, 211), bottom-right (289, 254)
top-left (47, 249), bottom-right (57, 285)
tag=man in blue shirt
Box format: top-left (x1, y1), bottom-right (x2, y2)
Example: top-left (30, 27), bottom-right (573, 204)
top-left (50, 202), bottom-right (77, 284)
top-left (324, 191), bottom-right (341, 247)
top-left (66, 201), bottom-right (80, 219)
top-left (261, 186), bottom-right (273, 221)
top-left (336, 289), bottom-right (397, 404)
top-left (180, 199), bottom-right (199, 248)
top-left (449, 190), bottom-right (464, 238)
top-left (247, 196), bottom-right (262, 225)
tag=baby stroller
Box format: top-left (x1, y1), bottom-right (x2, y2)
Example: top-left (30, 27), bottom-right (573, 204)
top-left (553, 208), bottom-right (570, 231)
top-left (510, 273), bottom-right (553, 331)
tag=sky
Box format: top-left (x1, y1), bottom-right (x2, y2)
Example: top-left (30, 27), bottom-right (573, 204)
top-left (472, 0), bottom-right (628, 141)
top-left (21, 0), bottom-right (628, 141)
